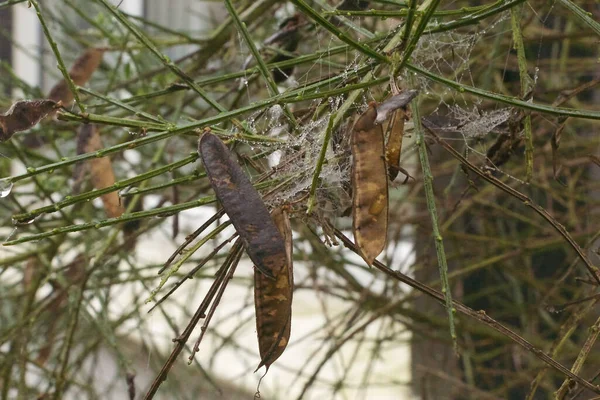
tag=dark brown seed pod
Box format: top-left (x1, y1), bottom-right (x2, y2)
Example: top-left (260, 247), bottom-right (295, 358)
top-left (48, 48), bottom-right (106, 105)
top-left (254, 206), bottom-right (293, 371)
top-left (351, 103), bottom-right (388, 266)
top-left (73, 124), bottom-right (124, 218)
top-left (198, 132), bottom-right (286, 279)
top-left (0, 100), bottom-right (60, 142)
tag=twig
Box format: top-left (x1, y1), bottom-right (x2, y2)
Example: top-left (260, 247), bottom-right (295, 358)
top-left (422, 119), bottom-right (600, 286)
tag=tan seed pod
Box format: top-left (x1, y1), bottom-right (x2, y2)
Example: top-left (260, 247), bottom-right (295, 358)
top-left (74, 124), bottom-right (124, 218)
top-left (385, 108), bottom-right (407, 182)
top-left (48, 48), bottom-right (106, 105)
top-left (379, 91), bottom-right (417, 181)
top-left (254, 207), bottom-right (293, 371)
top-left (351, 102), bottom-right (388, 266)
top-left (0, 100), bottom-right (60, 142)
top-left (198, 131), bottom-right (287, 279)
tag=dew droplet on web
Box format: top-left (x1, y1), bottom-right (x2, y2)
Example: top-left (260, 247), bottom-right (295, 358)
top-left (0, 180), bottom-right (13, 198)
top-left (12, 215), bottom-right (36, 225)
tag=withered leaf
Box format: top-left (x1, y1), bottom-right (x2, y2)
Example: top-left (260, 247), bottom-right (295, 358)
top-left (254, 207), bottom-right (293, 371)
top-left (49, 48), bottom-right (106, 105)
top-left (198, 132), bottom-right (286, 279)
top-left (0, 100), bottom-right (60, 142)
top-left (73, 124), bottom-right (124, 218)
top-left (351, 103), bottom-right (388, 266)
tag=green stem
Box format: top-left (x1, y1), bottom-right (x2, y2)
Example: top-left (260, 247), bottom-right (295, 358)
top-left (30, 0), bottom-right (85, 112)
top-left (307, 113), bottom-right (336, 214)
top-left (412, 91), bottom-right (458, 353)
top-left (290, 0), bottom-right (389, 63)
top-left (510, 4), bottom-right (534, 181)
top-left (223, 0), bottom-right (298, 130)
top-left (11, 154), bottom-right (199, 223)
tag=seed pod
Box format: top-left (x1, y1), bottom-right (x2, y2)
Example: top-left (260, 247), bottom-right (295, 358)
top-left (254, 207), bottom-right (293, 371)
top-left (198, 132), bottom-right (286, 279)
top-left (351, 103), bottom-right (388, 266)
top-left (385, 108), bottom-right (407, 182)
top-left (378, 91), bottom-right (417, 181)
top-left (0, 100), bottom-right (60, 142)
top-left (374, 90), bottom-right (417, 124)
top-left (49, 48), bottom-right (106, 105)
top-left (73, 124), bottom-right (124, 218)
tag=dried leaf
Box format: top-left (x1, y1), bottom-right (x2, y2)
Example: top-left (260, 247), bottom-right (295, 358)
top-left (351, 103), bottom-right (388, 266)
top-left (0, 100), bottom-right (60, 142)
top-left (74, 124), bottom-right (124, 218)
top-left (48, 48), bottom-right (106, 104)
top-left (198, 131), bottom-right (286, 279)
top-left (254, 207), bottom-right (293, 371)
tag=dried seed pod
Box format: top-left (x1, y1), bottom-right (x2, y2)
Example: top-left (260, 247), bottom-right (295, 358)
top-left (74, 124), bottom-right (124, 218)
top-left (254, 207), bottom-right (293, 371)
top-left (384, 110), bottom-right (408, 182)
top-left (375, 90), bottom-right (417, 124)
top-left (198, 132), bottom-right (286, 279)
top-left (378, 91), bottom-right (418, 181)
top-left (0, 100), bottom-right (60, 142)
top-left (351, 103), bottom-right (388, 266)
top-left (49, 48), bottom-right (106, 104)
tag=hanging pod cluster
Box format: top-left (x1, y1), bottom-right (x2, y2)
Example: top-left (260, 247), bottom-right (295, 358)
top-left (351, 90), bottom-right (417, 265)
top-left (199, 132), bottom-right (293, 371)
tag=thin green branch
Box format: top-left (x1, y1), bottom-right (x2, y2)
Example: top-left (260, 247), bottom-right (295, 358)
top-left (424, 122), bottom-right (600, 286)
top-left (94, 0), bottom-right (231, 117)
top-left (406, 62), bottom-right (600, 120)
top-left (30, 0), bottom-right (85, 113)
top-left (11, 154), bottom-right (199, 224)
top-left (223, 0), bottom-right (298, 130)
top-left (395, 0), bottom-right (441, 74)
top-left (411, 92), bottom-right (457, 353)
top-left (146, 222), bottom-right (232, 304)
top-left (558, 0), bottom-right (600, 37)
top-left (307, 113), bottom-right (336, 214)
top-left (3, 180), bottom-right (279, 246)
top-left (510, 3), bottom-right (534, 181)
top-left (290, 0), bottom-right (389, 63)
